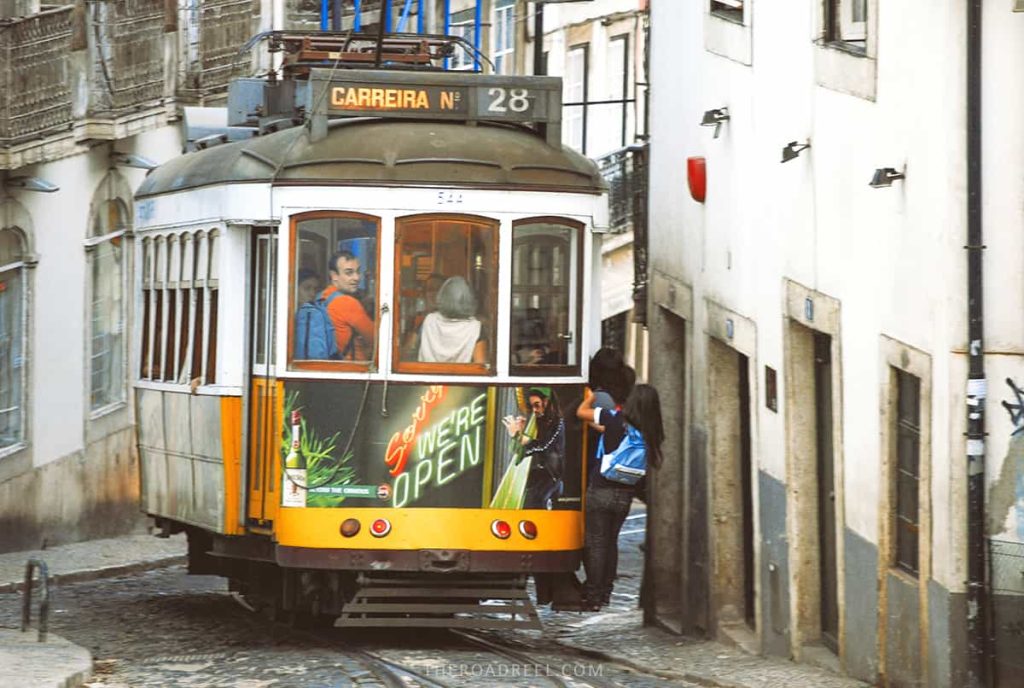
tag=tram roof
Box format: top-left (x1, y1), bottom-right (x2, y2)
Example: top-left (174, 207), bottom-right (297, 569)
top-left (137, 119), bottom-right (607, 198)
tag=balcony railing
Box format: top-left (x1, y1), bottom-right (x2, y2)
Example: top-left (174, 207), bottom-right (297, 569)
top-left (87, 0), bottom-right (165, 115)
top-left (0, 6), bottom-right (74, 146)
top-left (598, 144), bottom-right (648, 234)
top-left (596, 143), bottom-right (649, 324)
top-left (180, 0), bottom-right (259, 101)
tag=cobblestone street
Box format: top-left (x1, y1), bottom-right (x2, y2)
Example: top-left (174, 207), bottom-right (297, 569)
top-left (0, 510), bottom-right (702, 687)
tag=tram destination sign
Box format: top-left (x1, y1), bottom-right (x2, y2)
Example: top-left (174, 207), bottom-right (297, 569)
top-left (310, 69), bottom-right (563, 144)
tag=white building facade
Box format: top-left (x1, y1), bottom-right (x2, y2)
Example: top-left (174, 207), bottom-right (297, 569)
top-left (647, 1), bottom-right (1024, 686)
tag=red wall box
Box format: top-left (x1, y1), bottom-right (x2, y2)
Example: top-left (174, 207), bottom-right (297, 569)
top-left (687, 156), bottom-right (706, 203)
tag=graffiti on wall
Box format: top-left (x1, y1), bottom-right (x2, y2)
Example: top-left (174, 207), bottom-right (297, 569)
top-left (996, 378), bottom-right (1024, 540)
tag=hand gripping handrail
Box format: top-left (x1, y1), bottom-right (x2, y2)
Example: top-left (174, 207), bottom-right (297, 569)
top-left (21, 559), bottom-right (50, 642)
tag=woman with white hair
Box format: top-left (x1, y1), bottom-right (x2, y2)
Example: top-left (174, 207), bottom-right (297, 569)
top-left (418, 276), bottom-right (487, 363)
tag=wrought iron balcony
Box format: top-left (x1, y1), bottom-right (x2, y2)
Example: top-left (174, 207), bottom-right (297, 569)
top-left (84, 0), bottom-right (166, 116)
top-left (596, 143), bottom-right (649, 325)
top-left (0, 6), bottom-right (74, 147)
top-left (597, 143), bottom-right (648, 235)
top-left (179, 0), bottom-right (260, 102)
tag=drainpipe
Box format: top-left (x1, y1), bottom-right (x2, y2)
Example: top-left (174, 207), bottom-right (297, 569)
top-left (965, 0), bottom-right (988, 685)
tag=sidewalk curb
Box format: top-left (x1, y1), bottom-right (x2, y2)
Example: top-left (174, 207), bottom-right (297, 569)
top-left (0, 555), bottom-right (187, 595)
top-left (553, 638), bottom-right (744, 688)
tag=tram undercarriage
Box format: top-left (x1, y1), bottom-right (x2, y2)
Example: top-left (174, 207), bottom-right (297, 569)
top-left (177, 524), bottom-right (571, 629)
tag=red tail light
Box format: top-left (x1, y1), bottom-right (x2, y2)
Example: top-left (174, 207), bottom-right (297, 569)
top-left (370, 518), bottom-right (392, 537)
top-left (340, 518), bottom-right (361, 537)
top-left (491, 520), bottom-right (512, 539)
top-left (518, 520), bottom-right (538, 539)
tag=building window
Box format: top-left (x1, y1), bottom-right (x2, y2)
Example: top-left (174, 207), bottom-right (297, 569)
top-left (88, 200), bottom-right (128, 412)
top-left (710, 0), bottom-right (744, 23)
top-left (0, 228), bottom-right (27, 452)
top-left (493, 0), bottom-right (515, 75)
top-left (139, 229), bottom-right (219, 385)
top-left (290, 213), bottom-right (379, 368)
top-left (564, 44), bottom-right (588, 154)
top-left (894, 368), bottom-right (921, 576)
top-left (601, 34), bottom-right (630, 155)
top-left (394, 215), bottom-right (497, 374)
top-left (449, 8), bottom-right (477, 71)
top-left (510, 219), bottom-right (582, 372)
top-left (826, 0), bottom-right (866, 47)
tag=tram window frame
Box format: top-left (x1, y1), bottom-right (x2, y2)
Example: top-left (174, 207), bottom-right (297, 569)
top-left (392, 213), bottom-right (498, 376)
top-left (509, 217), bottom-right (584, 377)
top-left (138, 229), bottom-right (220, 387)
top-left (288, 211), bottom-right (381, 372)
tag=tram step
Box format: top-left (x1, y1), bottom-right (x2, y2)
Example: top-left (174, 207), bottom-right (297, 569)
top-left (336, 576), bottom-right (541, 630)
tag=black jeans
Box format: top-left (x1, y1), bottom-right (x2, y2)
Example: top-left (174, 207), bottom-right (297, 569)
top-left (583, 484), bottom-right (634, 604)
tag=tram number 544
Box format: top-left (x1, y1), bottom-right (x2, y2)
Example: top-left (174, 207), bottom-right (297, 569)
top-left (487, 87), bottom-right (531, 114)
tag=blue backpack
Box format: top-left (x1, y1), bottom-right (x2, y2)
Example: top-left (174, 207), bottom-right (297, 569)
top-left (294, 292), bottom-right (342, 360)
top-left (597, 421), bottom-right (647, 485)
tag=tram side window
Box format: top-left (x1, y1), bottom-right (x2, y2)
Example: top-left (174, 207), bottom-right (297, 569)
top-left (510, 220), bottom-right (582, 371)
top-left (139, 230), bottom-right (219, 385)
top-left (291, 213), bottom-right (379, 365)
top-left (394, 215), bottom-right (497, 373)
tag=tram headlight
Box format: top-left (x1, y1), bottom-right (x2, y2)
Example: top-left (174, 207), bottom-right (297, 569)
top-left (518, 520), bottom-right (538, 540)
top-left (370, 518), bottom-right (392, 537)
top-left (340, 518), bottom-right (361, 537)
top-left (490, 519), bottom-right (512, 539)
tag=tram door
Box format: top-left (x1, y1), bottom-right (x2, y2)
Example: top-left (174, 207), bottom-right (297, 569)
top-left (246, 229), bottom-right (280, 526)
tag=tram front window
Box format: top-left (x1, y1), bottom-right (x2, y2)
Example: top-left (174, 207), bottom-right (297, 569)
top-left (291, 213), bottom-right (379, 365)
top-left (510, 220), bottom-right (581, 371)
top-left (394, 215), bottom-right (497, 373)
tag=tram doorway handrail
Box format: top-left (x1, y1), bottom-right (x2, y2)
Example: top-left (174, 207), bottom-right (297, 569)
top-left (21, 558), bottom-right (51, 643)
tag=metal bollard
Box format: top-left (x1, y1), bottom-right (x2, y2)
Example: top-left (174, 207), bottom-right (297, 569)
top-left (21, 559), bottom-right (50, 642)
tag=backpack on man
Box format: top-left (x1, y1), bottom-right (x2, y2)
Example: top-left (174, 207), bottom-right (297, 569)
top-left (294, 291), bottom-right (357, 360)
top-left (597, 422), bottom-right (647, 485)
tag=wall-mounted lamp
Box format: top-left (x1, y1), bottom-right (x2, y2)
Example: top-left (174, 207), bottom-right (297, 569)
top-left (110, 151), bottom-right (158, 170)
top-left (700, 107), bottom-right (730, 138)
top-left (869, 167), bottom-right (906, 188)
top-left (3, 176), bottom-right (59, 193)
top-left (781, 141), bottom-right (811, 163)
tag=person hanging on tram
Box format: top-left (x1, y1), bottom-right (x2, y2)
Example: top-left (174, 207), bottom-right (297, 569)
top-left (576, 383), bottom-right (664, 610)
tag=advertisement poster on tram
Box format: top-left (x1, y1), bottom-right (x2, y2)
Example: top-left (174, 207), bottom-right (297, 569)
top-left (279, 382), bottom-right (583, 510)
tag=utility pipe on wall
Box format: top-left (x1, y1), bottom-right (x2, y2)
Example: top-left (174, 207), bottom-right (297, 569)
top-left (965, 0), bottom-right (988, 685)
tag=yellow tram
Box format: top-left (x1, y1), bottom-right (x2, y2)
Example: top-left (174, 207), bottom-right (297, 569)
top-left (133, 33), bottom-right (608, 628)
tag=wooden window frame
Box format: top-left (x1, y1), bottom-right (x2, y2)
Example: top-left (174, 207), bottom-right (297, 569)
top-left (288, 210), bottom-right (382, 373)
top-left (392, 213), bottom-right (498, 376)
top-left (509, 217), bottom-right (584, 378)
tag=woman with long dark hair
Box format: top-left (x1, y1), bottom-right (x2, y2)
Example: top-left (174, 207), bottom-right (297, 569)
top-left (577, 383), bottom-right (664, 609)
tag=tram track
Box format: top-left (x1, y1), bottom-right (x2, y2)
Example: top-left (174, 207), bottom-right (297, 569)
top-left (230, 587), bottom-right (672, 687)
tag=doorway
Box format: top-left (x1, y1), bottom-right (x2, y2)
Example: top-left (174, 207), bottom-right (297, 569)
top-left (707, 337), bottom-right (756, 634)
top-left (647, 306), bottom-right (690, 633)
top-left (786, 318), bottom-right (841, 657)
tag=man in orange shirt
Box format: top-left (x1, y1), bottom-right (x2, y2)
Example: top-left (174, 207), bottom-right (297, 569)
top-left (322, 250), bottom-right (375, 360)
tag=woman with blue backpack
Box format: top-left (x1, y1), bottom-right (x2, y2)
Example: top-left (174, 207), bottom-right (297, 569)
top-left (576, 383), bottom-right (664, 610)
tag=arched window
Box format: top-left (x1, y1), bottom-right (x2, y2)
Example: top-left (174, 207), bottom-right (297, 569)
top-left (0, 228), bottom-right (27, 450)
top-left (87, 199), bottom-right (128, 412)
